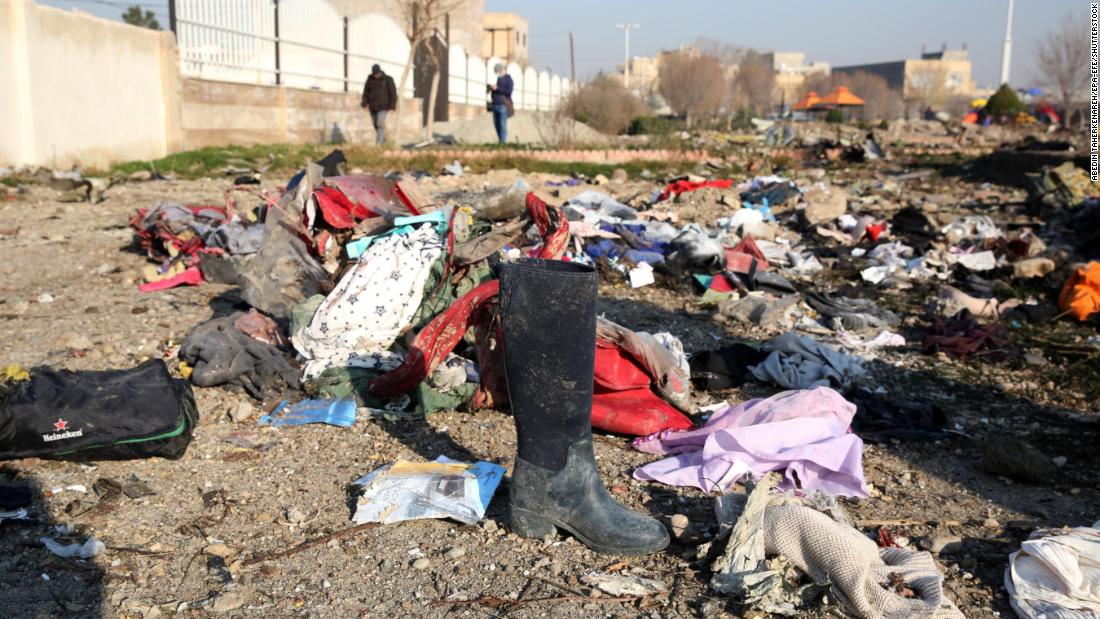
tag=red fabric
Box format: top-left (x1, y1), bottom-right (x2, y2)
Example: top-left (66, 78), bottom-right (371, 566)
top-left (591, 388), bottom-right (694, 436)
top-left (313, 186), bottom-right (374, 229)
top-left (369, 280), bottom-right (500, 397)
top-left (130, 205), bottom-right (227, 259)
top-left (724, 235), bottom-right (769, 274)
top-left (526, 192), bottom-right (570, 259)
top-left (658, 179), bottom-right (734, 202)
top-left (594, 342), bottom-right (651, 391)
top-left (138, 266), bottom-right (204, 292)
top-left (866, 222), bottom-right (887, 241)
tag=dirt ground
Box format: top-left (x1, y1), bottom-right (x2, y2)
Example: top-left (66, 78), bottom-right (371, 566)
top-left (0, 164), bottom-right (1096, 618)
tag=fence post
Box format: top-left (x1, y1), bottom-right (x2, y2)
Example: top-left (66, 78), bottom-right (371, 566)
top-left (273, 0), bottom-right (281, 85)
top-left (343, 16), bottom-right (349, 93)
top-left (168, 0), bottom-right (176, 35)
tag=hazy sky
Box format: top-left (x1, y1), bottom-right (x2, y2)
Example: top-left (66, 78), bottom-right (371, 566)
top-left (486, 0), bottom-right (1083, 89)
top-left (39, 0), bottom-right (1084, 89)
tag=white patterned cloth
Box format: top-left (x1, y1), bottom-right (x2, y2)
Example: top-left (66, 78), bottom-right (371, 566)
top-left (293, 225), bottom-right (444, 380)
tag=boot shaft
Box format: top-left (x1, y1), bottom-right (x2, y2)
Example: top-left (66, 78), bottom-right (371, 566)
top-left (499, 259), bottom-right (597, 471)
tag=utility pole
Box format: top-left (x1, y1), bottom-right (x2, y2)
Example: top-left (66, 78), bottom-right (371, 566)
top-left (569, 31), bottom-right (576, 84)
top-left (616, 23), bottom-right (639, 90)
top-left (999, 0), bottom-right (1014, 86)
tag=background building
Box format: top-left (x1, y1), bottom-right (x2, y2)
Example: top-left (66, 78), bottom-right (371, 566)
top-left (833, 46), bottom-right (976, 100)
top-left (766, 51), bottom-right (831, 104)
top-left (482, 12), bottom-right (527, 64)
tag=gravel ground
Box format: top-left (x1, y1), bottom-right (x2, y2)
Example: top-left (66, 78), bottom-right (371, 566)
top-left (0, 168), bottom-right (1096, 618)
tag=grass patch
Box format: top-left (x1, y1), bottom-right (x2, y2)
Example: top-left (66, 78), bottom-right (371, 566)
top-left (106, 143), bottom-right (700, 181)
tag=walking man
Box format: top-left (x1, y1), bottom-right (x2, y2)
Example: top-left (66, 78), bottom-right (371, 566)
top-left (489, 63), bottom-right (513, 145)
top-left (361, 64), bottom-right (396, 145)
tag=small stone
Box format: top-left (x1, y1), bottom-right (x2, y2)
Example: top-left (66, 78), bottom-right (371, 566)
top-left (1070, 487), bottom-right (1081, 495)
top-left (37, 292), bottom-right (56, 304)
top-left (444, 547), bottom-right (465, 560)
top-left (982, 436), bottom-right (1056, 483)
top-left (229, 400), bottom-right (255, 423)
top-left (482, 520), bottom-right (498, 533)
top-left (921, 534), bottom-right (963, 555)
top-left (203, 543), bottom-right (234, 558)
top-left (982, 518), bottom-right (1000, 529)
top-left (412, 558), bottom-right (430, 570)
top-left (1051, 456), bottom-right (1068, 468)
top-left (611, 168), bottom-right (628, 183)
top-left (1013, 257), bottom-right (1055, 279)
top-left (669, 514), bottom-right (691, 542)
top-left (285, 507), bottom-right (307, 524)
top-left (259, 564), bottom-right (279, 577)
top-left (211, 588), bottom-right (251, 613)
top-left (66, 334), bottom-right (94, 350)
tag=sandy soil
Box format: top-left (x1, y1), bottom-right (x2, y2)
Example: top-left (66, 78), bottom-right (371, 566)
top-left (0, 167), bottom-right (1095, 618)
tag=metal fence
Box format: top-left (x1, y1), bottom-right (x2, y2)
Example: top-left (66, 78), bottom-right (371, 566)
top-left (172, 0), bottom-right (571, 111)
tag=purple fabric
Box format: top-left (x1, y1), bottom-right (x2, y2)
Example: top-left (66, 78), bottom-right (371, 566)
top-left (632, 387), bottom-right (868, 498)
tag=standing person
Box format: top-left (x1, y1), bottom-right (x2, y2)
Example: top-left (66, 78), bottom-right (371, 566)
top-left (361, 64), bottom-right (396, 145)
top-left (489, 63), bottom-right (513, 145)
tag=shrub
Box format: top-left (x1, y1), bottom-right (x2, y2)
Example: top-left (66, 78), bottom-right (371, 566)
top-left (563, 74), bottom-right (648, 135)
top-left (824, 108), bottom-right (844, 123)
top-left (985, 84), bottom-right (1025, 118)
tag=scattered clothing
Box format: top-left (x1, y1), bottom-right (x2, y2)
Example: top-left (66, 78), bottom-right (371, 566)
top-left (633, 387), bottom-right (868, 498)
top-left (689, 344), bottom-right (770, 391)
top-left (1006, 522), bottom-right (1100, 619)
top-left (848, 388), bottom-right (950, 443)
top-left (1059, 261), bottom-right (1100, 321)
top-left (806, 292), bottom-right (900, 332)
top-left (293, 225), bottom-right (444, 380)
top-left (181, 313), bottom-right (300, 400)
top-left (748, 333), bottom-right (866, 391)
top-left (923, 311), bottom-right (1012, 360)
top-left (710, 473), bottom-right (962, 618)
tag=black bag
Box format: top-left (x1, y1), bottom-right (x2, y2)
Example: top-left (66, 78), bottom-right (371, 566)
top-left (0, 360), bottom-right (198, 461)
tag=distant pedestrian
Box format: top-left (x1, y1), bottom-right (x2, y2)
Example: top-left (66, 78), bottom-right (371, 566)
top-left (361, 64), bottom-right (396, 145)
top-left (489, 63), bottom-right (513, 144)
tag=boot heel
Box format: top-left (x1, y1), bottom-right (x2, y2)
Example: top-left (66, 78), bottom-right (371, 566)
top-left (510, 508), bottom-right (556, 539)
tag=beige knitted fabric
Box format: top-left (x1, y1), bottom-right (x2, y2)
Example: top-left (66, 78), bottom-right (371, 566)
top-left (711, 473), bottom-right (963, 618)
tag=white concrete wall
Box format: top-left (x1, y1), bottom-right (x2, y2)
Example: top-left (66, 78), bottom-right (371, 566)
top-left (0, 0), bottom-right (182, 169)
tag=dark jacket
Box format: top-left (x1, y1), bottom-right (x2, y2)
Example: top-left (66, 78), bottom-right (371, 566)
top-left (492, 74), bottom-right (513, 106)
top-left (362, 73), bottom-right (397, 112)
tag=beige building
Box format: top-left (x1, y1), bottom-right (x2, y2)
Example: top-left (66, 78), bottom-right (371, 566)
top-left (482, 12), bottom-right (527, 64)
top-left (833, 48), bottom-right (976, 101)
top-left (765, 52), bottom-right (830, 104)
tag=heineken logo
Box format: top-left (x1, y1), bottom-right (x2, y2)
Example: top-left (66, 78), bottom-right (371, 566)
top-left (42, 418), bottom-right (83, 442)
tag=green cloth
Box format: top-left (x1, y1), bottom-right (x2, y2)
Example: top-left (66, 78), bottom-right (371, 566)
top-left (305, 366), bottom-right (386, 407)
top-left (289, 294), bottom-right (326, 340)
top-left (415, 381), bottom-right (478, 415)
top-left (409, 256), bottom-right (493, 332)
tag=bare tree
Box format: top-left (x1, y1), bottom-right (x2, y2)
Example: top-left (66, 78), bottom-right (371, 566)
top-left (393, 0), bottom-right (461, 145)
top-left (905, 64), bottom-right (949, 115)
top-left (564, 73), bottom-right (648, 134)
top-left (1038, 14), bottom-right (1090, 127)
top-left (730, 50), bottom-right (775, 116)
top-left (658, 53), bottom-right (726, 126)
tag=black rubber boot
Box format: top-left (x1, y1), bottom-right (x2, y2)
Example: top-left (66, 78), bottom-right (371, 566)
top-left (499, 258), bottom-right (669, 555)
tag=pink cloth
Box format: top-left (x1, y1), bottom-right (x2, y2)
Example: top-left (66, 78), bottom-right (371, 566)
top-left (632, 387), bottom-right (868, 498)
top-left (138, 266), bottom-right (204, 292)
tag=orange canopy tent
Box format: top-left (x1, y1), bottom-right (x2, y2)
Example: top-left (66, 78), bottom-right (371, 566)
top-left (816, 86), bottom-right (865, 108)
top-left (791, 91), bottom-right (822, 111)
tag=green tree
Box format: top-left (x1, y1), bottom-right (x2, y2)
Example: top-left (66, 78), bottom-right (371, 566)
top-left (824, 108), bottom-right (843, 123)
top-left (122, 6), bottom-right (160, 30)
top-left (985, 83), bottom-right (1025, 119)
